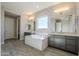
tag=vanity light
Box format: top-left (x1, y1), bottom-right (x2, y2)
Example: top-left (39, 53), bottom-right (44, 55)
top-left (29, 16), bottom-right (34, 20)
top-left (29, 16), bottom-right (35, 21)
top-left (26, 12), bottom-right (33, 16)
top-left (54, 7), bottom-right (70, 13)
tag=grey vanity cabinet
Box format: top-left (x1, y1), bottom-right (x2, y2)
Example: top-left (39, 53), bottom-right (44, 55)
top-left (48, 36), bottom-right (55, 41)
top-left (54, 36), bottom-right (66, 49)
top-left (65, 37), bottom-right (78, 54)
top-left (48, 41), bottom-right (55, 47)
top-left (66, 38), bottom-right (76, 53)
top-left (78, 38), bottom-right (79, 52)
top-left (48, 35), bottom-right (78, 54)
top-left (48, 35), bottom-right (66, 49)
top-left (48, 36), bottom-right (55, 46)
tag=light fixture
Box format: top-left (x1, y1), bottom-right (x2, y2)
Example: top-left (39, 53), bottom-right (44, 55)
top-left (29, 16), bottom-right (34, 20)
top-left (28, 16), bottom-right (35, 21)
top-left (54, 7), bottom-right (70, 13)
top-left (26, 12), bottom-right (33, 16)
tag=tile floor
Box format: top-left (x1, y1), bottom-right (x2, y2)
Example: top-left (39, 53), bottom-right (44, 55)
top-left (1, 39), bottom-right (76, 56)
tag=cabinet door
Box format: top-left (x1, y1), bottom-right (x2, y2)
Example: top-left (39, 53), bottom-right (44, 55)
top-left (66, 39), bottom-right (76, 53)
top-left (48, 36), bottom-right (55, 42)
top-left (48, 36), bottom-right (55, 46)
top-left (54, 36), bottom-right (65, 49)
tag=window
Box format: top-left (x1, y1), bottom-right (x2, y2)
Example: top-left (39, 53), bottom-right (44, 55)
top-left (37, 16), bottom-right (48, 29)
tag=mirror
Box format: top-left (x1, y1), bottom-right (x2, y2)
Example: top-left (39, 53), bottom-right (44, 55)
top-left (55, 19), bottom-right (62, 32)
top-left (28, 24), bottom-right (31, 30)
top-left (53, 3), bottom-right (76, 33)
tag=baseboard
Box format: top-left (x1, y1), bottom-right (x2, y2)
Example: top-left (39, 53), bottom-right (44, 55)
top-left (20, 37), bottom-right (24, 40)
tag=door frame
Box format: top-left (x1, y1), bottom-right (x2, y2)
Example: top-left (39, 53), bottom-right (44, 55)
top-left (4, 11), bottom-right (20, 40)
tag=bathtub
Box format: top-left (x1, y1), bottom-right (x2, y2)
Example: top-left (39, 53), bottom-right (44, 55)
top-left (25, 34), bottom-right (48, 51)
top-left (31, 35), bottom-right (45, 40)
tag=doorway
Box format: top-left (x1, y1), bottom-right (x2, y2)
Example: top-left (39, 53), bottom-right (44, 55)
top-left (4, 11), bottom-right (20, 40)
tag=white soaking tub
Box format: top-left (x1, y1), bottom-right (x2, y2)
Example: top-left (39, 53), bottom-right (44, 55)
top-left (25, 34), bottom-right (48, 51)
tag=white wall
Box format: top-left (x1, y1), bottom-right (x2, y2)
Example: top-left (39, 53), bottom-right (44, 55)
top-left (0, 2), bottom-right (1, 56)
top-left (34, 3), bottom-right (76, 33)
top-left (20, 14), bottom-right (28, 40)
top-left (1, 6), bottom-right (5, 44)
top-left (1, 2), bottom-right (78, 44)
top-left (34, 6), bottom-right (55, 33)
top-left (76, 3), bottom-right (79, 33)
top-left (1, 5), bottom-right (28, 44)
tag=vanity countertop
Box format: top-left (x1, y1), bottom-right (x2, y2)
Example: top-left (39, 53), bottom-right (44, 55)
top-left (49, 32), bottom-right (79, 37)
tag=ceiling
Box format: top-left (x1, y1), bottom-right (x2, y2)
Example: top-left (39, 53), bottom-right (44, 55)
top-left (2, 2), bottom-right (60, 15)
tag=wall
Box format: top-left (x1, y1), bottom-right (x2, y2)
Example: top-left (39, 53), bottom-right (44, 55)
top-left (1, 6), bottom-right (5, 44)
top-left (20, 14), bottom-right (28, 40)
top-left (1, 2), bottom-right (78, 44)
top-left (0, 2), bottom-right (1, 56)
top-left (76, 3), bottom-right (79, 33)
top-left (34, 5), bottom-right (55, 33)
top-left (1, 5), bottom-right (28, 44)
top-left (34, 2), bottom-right (76, 33)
